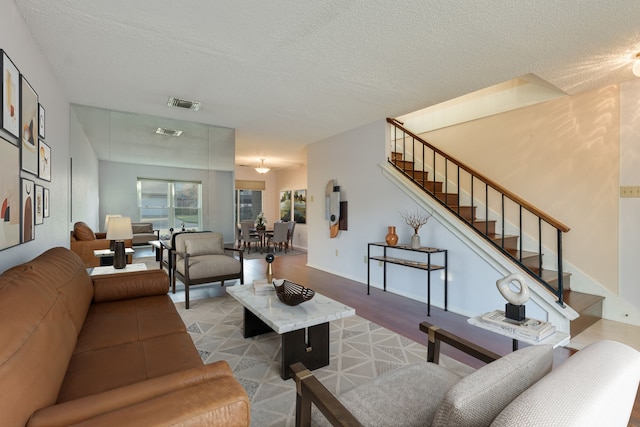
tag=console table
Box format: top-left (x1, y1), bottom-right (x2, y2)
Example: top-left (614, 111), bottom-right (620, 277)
top-left (367, 242), bottom-right (448, 316)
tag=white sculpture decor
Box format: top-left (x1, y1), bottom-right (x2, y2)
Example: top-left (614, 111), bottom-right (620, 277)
top-left (496, 273), bottom-right (529, 322)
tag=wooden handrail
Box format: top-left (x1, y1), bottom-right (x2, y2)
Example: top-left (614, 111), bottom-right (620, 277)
top-left (386, 118), bottom-right (570, 233)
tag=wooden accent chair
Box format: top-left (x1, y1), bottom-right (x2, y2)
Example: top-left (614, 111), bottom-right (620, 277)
top-left (172, 231), bottom-right (244, 309)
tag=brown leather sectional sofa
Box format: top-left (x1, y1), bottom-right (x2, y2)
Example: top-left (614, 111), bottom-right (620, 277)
top-left (0, 247), bottom-right (249, 426)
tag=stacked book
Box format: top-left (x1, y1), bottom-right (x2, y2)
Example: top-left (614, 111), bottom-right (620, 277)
top-left (478, 310), bottom-right (556, 342)
top-left (253, 280), bottom-right (274, 296)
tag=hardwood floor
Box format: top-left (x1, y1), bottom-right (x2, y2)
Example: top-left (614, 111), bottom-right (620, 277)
top-left (242, 253), bottom-right (640, 426)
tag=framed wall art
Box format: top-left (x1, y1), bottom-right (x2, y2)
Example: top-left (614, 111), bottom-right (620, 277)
top-left (279, 190), bottom-right (291, 221)
top-left (0, 136), bottom-right (20, 250)
top-left (21, 178), bottom-right (34, 242)
top-left (293, 189), bottom-right (307, 223)
top-left (43, 187), bottom-right (49, 218)
top-left (38, 103), bottom-right (45, 139)
top-left (35, 184), bottom-right (43, 225)
top-left (38, 139), bottom-right (51, 181)
top-left (1, 50), bottom-right (20, 139)
top-left (20, 75), bottom-right (38, 175)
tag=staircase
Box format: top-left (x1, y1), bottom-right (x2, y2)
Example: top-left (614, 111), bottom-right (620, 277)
top-left (388, 119), bottom-right (603, 336)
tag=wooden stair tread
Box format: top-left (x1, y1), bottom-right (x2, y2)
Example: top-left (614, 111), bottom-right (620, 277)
top-left (562, 290), bottom-right (604, 312)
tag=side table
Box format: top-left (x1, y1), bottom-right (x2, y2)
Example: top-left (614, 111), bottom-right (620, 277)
top-left (88, 263), bottom-right (148, 276)
top-left (93, 248), bottom-right (135, 266)
top-left (468, 310), bottom-right (570, 351)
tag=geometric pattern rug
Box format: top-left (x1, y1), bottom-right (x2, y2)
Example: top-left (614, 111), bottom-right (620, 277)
top-left (174, 291), bottom-right (473, 427)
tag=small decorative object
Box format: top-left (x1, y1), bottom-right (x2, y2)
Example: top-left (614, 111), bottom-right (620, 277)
top-left (385, 226), bottom-right (398, 246)
top-left (256, 211), bottom-right (266, 230)
top-left (265, 253), bottom-right (274, 283)
top-left (273, 279), bottom-right (315, 306)
top-left (401, 209), bottom-right (432, 249)
top-left (496, 273), bottom-right (530, 323)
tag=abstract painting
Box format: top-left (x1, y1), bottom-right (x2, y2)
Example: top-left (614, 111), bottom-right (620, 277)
top-left (0, 136), bottom-right (20, 250)
top-left (279, 190), bottom-right (291, 221)
top-left (43, 187), bottom-right (49, 218)
top-left (20, 76), bottom-right (38, 175)
top-left (1, 50), bottom-right (20, 139)
top-left (38, 139), bottom-right (51, 181)
top-left (35, 184), bottom-right (43, 225)
top-left (38, 104), bottom-right (45, 139)
top-left (21, 178), bottom-right (34, 242)
top-left (293, 189), bottom-right (306, 223)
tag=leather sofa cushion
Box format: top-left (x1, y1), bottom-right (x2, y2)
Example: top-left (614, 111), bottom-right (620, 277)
top-left (74, 221), bottom-right (96, 241)
top-left (59, 331), bottom-right (202, 403)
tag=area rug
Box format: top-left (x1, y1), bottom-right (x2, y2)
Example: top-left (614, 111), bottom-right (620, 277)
top-left (174, 292), bottom-right (473, 427)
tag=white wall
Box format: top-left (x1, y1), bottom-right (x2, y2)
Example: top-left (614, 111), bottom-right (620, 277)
top-left (99, 161), bottom-right (236, 243)
top-left (0, 0), bottom-right (71, 273)
top-left (619, 79), bottom-right (640, 310)
top-left (306, 120), bottom-right (533, 319)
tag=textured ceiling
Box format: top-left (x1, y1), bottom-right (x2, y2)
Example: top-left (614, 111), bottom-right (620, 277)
top-left (14, 0), bottom-right (640, 170)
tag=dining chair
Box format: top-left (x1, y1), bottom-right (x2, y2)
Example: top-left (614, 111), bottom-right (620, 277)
top-left (267, 221), bottom-right (289, 253)
top-left (287, 221), bottom-right (296, 250)
top-left (240, 221), bottom-right (261, 253)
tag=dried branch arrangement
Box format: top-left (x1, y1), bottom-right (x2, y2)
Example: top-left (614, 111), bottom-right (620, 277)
top-left (400, 210), bottom-right (433, 234)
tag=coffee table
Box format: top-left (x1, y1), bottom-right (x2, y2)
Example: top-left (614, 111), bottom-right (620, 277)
top-left (226, 283), bottom-right (355, 380)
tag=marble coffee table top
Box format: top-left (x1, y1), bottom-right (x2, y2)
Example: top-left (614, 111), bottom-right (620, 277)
top-left (226, 282), bottom-right (355, 334)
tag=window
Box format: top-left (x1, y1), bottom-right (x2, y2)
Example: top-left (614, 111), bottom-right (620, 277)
top-left (235, 180), bottom-right (264, 224)
top-left (137, 179), bottom-right (202, 232)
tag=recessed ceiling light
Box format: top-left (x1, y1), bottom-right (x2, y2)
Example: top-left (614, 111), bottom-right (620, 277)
top-left (156, 127), bottom-right (183, 137)
top-left (167, 97), bottom-right (201, 111)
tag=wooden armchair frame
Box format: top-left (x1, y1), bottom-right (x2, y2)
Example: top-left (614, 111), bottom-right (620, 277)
top-left (290, 321), bottom-right (500, 427)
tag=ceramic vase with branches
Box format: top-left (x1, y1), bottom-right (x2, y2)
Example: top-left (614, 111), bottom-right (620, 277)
top-left (400, 210), bottom-right (432, 249)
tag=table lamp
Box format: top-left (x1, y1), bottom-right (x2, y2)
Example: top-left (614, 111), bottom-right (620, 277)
top-left (106, 216), bottom-right (132, 269)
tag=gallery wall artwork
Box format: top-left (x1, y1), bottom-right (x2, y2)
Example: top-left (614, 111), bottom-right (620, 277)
top-left (1, 50), bottom-right (20, 139)
top-left (35, 184), bottom-right (43, 225)
top-left (20, 76), bottom-right (38, 175)
top-left (43, 187), bottom-right (49, 218)
top-left (38, 139), bottom-right (50, 181)
top-left (279, 190), bottom-right (291, 221)
top-left (21, 178), bottom-right (34, 242)
top-left (293, 189), bottom-right (306, 224)
top-left (1, 46), bottom-right (51, 248)
top-left (0, 136), bottom-right (20, 250)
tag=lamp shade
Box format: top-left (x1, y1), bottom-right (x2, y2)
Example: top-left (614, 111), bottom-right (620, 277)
top-left (104, 214), bottom-right (122, 231)
top-left (106, 216), bottom-right (133, 240)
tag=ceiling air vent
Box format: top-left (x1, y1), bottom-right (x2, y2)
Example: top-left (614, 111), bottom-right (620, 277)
top-left (167, 97), bottom-right (201, 111)
top-left (156, 127), bottom-right (183, 137)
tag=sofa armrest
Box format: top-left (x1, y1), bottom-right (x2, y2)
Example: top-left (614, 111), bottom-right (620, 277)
top-left (28, 361), bottom-right (250, 427)
top-left (92, 269), bottom-right (169, 303)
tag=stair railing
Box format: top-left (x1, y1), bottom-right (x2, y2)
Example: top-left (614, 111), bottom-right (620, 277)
top-left (387, 118), bottom-right (570, 306)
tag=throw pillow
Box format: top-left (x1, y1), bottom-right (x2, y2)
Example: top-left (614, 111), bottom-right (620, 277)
top-left (73, 222), bottom-right (96, 241)
top-left (185, 234), bottom-right (224, 256)
top-left (431, 344), bottom-right (553, 427)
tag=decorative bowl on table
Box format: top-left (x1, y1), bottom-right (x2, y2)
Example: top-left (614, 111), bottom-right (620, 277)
top-left (273, 279), bottom-right (315, 306)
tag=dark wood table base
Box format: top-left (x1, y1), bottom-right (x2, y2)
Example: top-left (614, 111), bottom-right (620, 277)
top-left (243, 307), bottom-right (330, 380)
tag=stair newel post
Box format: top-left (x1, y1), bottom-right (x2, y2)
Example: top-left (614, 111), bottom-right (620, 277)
top-left (470, 175), bottom-right (475, 227)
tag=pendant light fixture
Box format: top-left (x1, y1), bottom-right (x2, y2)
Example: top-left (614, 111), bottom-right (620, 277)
top-left (255, 159), bottom-right (270, 174)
